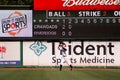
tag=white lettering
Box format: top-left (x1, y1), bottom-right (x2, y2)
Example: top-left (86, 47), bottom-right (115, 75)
top-left (114, 11), bottom-right (120, 16)
top-left (62, 0), bottom-right (120, 7)
top-left (78, 11), bottom-right (101, 17)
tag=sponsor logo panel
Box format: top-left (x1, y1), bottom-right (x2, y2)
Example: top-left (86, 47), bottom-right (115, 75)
top-left (0, 42), bottom-right (21, 66)
top-left (0, 10), bottom-right (32, 37)
top-left (23, 41), bottom-right (120, 67)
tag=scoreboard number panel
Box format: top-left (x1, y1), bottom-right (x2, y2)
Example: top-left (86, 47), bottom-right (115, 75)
top-left (33, 10), bottom-right (120, 40)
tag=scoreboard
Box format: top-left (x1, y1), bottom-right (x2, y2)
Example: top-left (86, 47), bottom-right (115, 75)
top-left (0, 0), bottom-right (120, 40)
top-left (33, 10), bottom-right (120, 40)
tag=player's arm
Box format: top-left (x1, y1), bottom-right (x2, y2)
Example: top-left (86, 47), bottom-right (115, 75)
top-left (58, 44), bottom-right (62, 50)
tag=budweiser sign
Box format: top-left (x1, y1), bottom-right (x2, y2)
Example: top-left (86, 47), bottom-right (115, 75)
top-left (63, 0), bottom-right (120, 7)
top-left (34, 0), bottom-right (120, 10)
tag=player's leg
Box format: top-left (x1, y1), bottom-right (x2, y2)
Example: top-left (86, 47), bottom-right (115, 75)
top-left (70, 64), bottom-right (73, 71)
top-left (60, 64), bottom-right (62, 71)
top-left (63, 57), bottom-right (73, 71)
top-left (59, 56), bottom-right (64, 71)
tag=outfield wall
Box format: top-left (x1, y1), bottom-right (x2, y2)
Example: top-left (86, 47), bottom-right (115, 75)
top-left (0, 41), bottom-right (120, 67)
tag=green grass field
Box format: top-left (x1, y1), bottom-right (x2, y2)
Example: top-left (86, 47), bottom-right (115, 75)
top-left (0, 69), bottom-right (120, 80)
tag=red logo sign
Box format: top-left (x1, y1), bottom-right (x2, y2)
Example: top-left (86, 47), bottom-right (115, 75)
top-left (34, 0), bottom-right (120, 10)
top-left (0, 46), bottom-right (6, 53)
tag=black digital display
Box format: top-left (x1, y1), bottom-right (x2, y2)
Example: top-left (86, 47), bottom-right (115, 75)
top-left (33, 10), bottom-right (120, 40)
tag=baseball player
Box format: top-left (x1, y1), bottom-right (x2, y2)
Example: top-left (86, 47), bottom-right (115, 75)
top-left (58, 42), bottom-right (73, 71)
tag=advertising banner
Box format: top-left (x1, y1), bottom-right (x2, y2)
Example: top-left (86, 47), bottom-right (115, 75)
top-left (0, 42), bottom-right (21, 66)
top-left (34, 0), bottom-right (120, 10)
top-left (23, 41), bottom-right (120, 67)
top-left (0, 10), bottom-right (32, 37)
